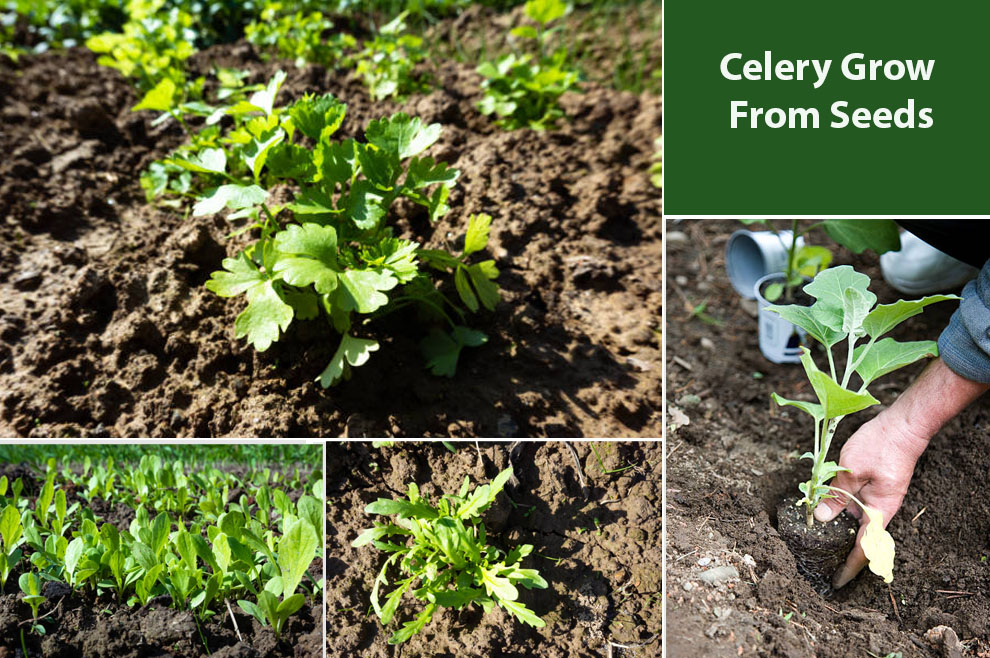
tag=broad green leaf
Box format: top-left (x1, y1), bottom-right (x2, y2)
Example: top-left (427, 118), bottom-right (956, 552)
top-left (420, 327), bottom-right (488, 377)
top-left (861, 295), bottom-right (959, 339)
top-left (273, 223), bottom-right (340, 294)
top-left (352, 526), bottom-right (389, 547)
top-left (247, 70), bottom-right (286, 116)
top-left (336, 270), bottom-right (397, 314)
top-left (365, 498), bottom-right (438, 520)
top-left (316, 333), bottom-right (380, 388)
top-left (278, 518), bottom-right (318, 597)
top-left (860, 505), bottom-right (894, 583)
top-left (524, 0), bottom-right (567, 25)
top-left (507, 567), bottom-right (548, 589)
top-left (793, 245), bottom-right (832, 277)
top-left (853, 338), bottom-right (938, 387)
top-left (464, 213), bottom-right (493, 256)
top-left (133, 78), bottom-right (177, 112)
top-left (193, 184), bottom-right (267, 216)
top-left (406, 157), bottom-right (459, 189)
top-left (266, 143), bottom-right (316, 181)
top-left (131, 542), bottom-right (158, 571)
top-left (345, 180), bottom-right (387, 231)
top-left (277, 592), bottom-right (306, 616)
top-left (799, 348), bottom-right (878, 419)
top-left (467, 263), bottom-right (500, 311)
top-left (764, 304), bottom-right (844, 348)
top-left (771, 393), bottom-right (824, 422)
top-left (244, 130), bottom-right (285, 180)
top-left (365, 114), bottom-right (441, 159)
top-left (817, 461), bottom-right (850, 482)
top-left (803, 266), bottom-right (875, 331)
top-left (64, 538), bottom-right (83, 584)
top-left (170, 148), bottom-right (227, 175)
top-left (823, 219), bottom-right (901, 255)
top-left (356, 144), bottom-right (401, 189)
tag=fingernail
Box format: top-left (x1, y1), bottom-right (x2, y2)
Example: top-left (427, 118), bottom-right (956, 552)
top-left (814, 504), bottom-right (834, 523)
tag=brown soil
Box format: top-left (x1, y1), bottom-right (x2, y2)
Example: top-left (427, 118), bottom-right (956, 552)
top-left (327, 441), bottom-right (660, 656)
top-left (0, 36), bottom-right (661, 438)
top-left (666, 219), bottom-right (990, 657)
top-left (0, 460), bottom-right (322, 657)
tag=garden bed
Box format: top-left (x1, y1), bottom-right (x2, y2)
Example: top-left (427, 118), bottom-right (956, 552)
top-left (326, 440), bottom-right (661, 656)
top-left (0, 445), bottom-right (323, 657)
top-left (0, 18), bottom-right (661, 438)
top-left (665, 219), bottom-right (990, 657)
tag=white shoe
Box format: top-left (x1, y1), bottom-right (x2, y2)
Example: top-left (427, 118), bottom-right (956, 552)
top-left (880, 232), bottom-right (979, 295)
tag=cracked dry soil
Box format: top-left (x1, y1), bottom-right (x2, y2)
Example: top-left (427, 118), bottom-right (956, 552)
top-left (326, 441), bottom-right (661, 657)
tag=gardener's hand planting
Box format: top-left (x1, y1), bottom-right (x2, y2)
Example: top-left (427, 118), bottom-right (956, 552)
top-left (814, 358), bottom-right (990, 588)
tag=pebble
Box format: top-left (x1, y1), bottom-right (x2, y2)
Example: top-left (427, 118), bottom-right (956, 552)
top-left (667, 231), bottom-right (689, 244)
top-left (700, 337), bottom-right (715, 350)
top-left (675, 275), bottom-right (688, 286)
top-left (12, 270), bottom-right (41, 291)
top-left (742, 554), bottom-right (757, 567)
top-left (698, 565), bottom-right (740, 585)
top-left (697, 556), bottom-right (712, 567)
top-left (682, 582), bottom-right (694, 591)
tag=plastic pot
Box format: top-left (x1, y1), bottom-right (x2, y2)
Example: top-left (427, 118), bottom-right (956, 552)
top-left (754, 272), bottom-right (806, 364)
top-left (725, 229), bottom-right (804, 299)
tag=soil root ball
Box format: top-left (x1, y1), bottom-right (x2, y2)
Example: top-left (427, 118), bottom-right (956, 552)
top-left (776, 497), bottom-right (857, 594)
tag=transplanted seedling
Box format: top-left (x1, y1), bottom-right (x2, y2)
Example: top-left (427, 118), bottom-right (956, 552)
top-left (352, 467), bottom-right (548, 643)
top-left (768, 265), bottom-right (958, 582)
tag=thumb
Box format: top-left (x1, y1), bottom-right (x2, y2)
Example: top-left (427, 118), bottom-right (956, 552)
top-left (813, 469), bottom-right (860, 523)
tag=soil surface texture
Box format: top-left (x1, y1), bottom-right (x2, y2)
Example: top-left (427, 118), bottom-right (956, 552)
top-left (326, 441), bottom-right (661, 656)
top-left (0, 32), bottom-right (661, 438)
top-left (0, 461), bottom-right (322, 657)
top-left (666, 219), bottom-right (990, 657)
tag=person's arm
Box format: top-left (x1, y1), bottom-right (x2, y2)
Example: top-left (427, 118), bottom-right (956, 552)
top-left (815, 360), bottom-right (989, 588)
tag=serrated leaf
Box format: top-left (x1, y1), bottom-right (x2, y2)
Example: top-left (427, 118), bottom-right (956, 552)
top-left (316, 333), bottom-right (380, 388)
top-left (357, 144), bottom-right (401, 189)
top-left (365, 113), bottom-right (441, 159)
top-left (193, 184), bottom-right (267, 216)
top-left (463, 214), bottom-right (493, 255)
top-left (389, 603), bottom-right (436, 644)
top-left (345, 180), bottom-right (387, 231)
top-left (853, 338), bottom-right (938, 387)
top-left (336, 269), bottom-right (397, 313)
top-left (288, 93), bottom-right (346, 141)
top-left (273, 223), bottom-right (340, 294)
top-left (235, 279), bottom-right (294, 351)
top-left (524, 0), bottom-right (567, 25)
top-left (406, 157), bottom-right (459, 189)
top-left (480, 566), bottom-right (518, 601)
top-left (803, 266), bottom-right (876, 331)
top-left (861, 295), bottom-right (959, 339)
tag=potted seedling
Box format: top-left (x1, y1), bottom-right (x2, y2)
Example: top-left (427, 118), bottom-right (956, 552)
top-left (767, 265), bottom-right (956, 591)
top-left (726, 219), bottom-right (901, 364)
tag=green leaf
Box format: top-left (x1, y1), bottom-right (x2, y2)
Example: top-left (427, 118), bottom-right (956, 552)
top-left (273, 223), bottom-right (340, 294)
top-left (206, 253), bottom-right (294, 351)
top-left (463, 213), bottom-right (493, 256)
top-left (389, 603), bottom-right (436, 644)
top-left (365, 113), bottom-right (441, 159)
top-left (842, 286), bottom-right (873, 335)
top-left (817, 461), bottom-right (851, 482)
top-left (380, 580), bottom-right (411, 625)
top-left (823, 219), bottom-right (901, 255)
top-left (356, 144), bottom-right (401, 189)
top-left (432, 586), bottom-right (484, 607)
top-left (771, 392), bottom-right (825, 422)
top-left (244, 130), bottom-right (285, 181)
top-left (525, 0), bottom-right (567, 25)
top-left (336, 270), bottom-right (397, 314)
top-left (455, 267), bottom-right (478, 312)
top-left (803, 266), bottom-right (876, 331)
top-left (278, 518), bottom-right (318, 598)
top-left (171, 148), bottom-right (227, 175)
top-left (767, 304), bottom-right (846, 347)
top-left (861, 295), bottom-right (959, 339)
top-left (799, 348), bottom-right (879, 419)
top-left (131, 542), bottom-right (158, 571)
top-left (288, 93), bottom-right (346, 141)
top-left (133, 78), bottom-right (177, 112)
top-left (499, 598), bottom-right (545, 627)
top-left (365, 498), bottom-right (438, 520)
top-left (467, 262), bottom-right (500, 311)
top-left (247, 70), bottom-right (286, 116)
top-left (193, 184), bottom-right (267, 216)
top-left (64, 538), bottom-right (83, 585)
top-left (406, 157), bottom-right (459, 190)
top-left (316, 333), bottom-right (380, 388)
top-left (420, 327), bottom-right (488, 377)
top-left (345, 180), bottom-right (387, 231)
top-left (854, 338), bottom-right (939, 387)
top-left (480, 566), bottom-right (518, 601)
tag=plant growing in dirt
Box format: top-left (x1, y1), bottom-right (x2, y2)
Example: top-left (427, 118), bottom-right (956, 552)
top-left (351, 11), bottom-right (429, 100)
top-left (743, 219), bottom-right (901, 302)
top-left (767, 265), bottom-right (958, 581)
top-left (151, 71), bottom-right (500, 385)
top-left (352, 466), bottom-right (548, 644)
top-left (477, 0), bottom-right (582, 130)
top-left (246, 3), bottom-right (355, 69)
top-left (0, 503), bottom-right (24, 587)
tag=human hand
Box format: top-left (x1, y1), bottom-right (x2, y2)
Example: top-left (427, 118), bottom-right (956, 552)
top-left (812, 413), bottom-right (929, 588)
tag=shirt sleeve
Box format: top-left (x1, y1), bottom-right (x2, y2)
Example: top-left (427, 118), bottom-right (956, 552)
top-left (938, 259), bottom-right (990, 384)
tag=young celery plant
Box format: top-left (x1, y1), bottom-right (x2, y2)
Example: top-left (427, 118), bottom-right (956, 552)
top-left (767, 266), bottom-right (957, 581)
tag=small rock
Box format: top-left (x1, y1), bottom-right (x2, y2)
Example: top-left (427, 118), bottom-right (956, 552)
top-left (170, 410), bottom-right (185, 428)
top-left (12, 270), bottom-right (42, 291)
top-left (925, 625), bottom-right (964, 658)
top-left (740, 298), bottom-right (759, 318)
top-left (678, 394), bottom-right (702, 408)
top-left (742, 554), bottom-right (757, 568)
top-left (675, 275), bottom-right (688, 286)
top-left (700, 337), bottom-right (715, 350)
top-left (51, 140), bottom-right (98, 174)
top-left (666, 231), bottom-right (689, 245)
top-left (698, 565), bottom-right (739, 585)
top-left (626, 356), bottom-right (653, 372)
top-left (697, 556), bottom-right (712, 567)
top-left (682, 582), bottom-right (694, 591)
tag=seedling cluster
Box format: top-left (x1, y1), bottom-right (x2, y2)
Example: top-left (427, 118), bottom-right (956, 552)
top-left (352, 467), bottom-right (548, 644)
top-left (768, 265), bottom-right (957, 582)
top-left (0, 449), bottom-right (323, 642)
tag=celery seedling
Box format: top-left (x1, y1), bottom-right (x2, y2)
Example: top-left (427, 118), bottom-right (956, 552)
top-left (352, 467), bottom-right (548, 643)
top-left (768, 265), bottom-right (957, 581)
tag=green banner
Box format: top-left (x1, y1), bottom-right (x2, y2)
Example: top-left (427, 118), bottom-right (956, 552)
top-left (665, 1), bottom-right (990, 216)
